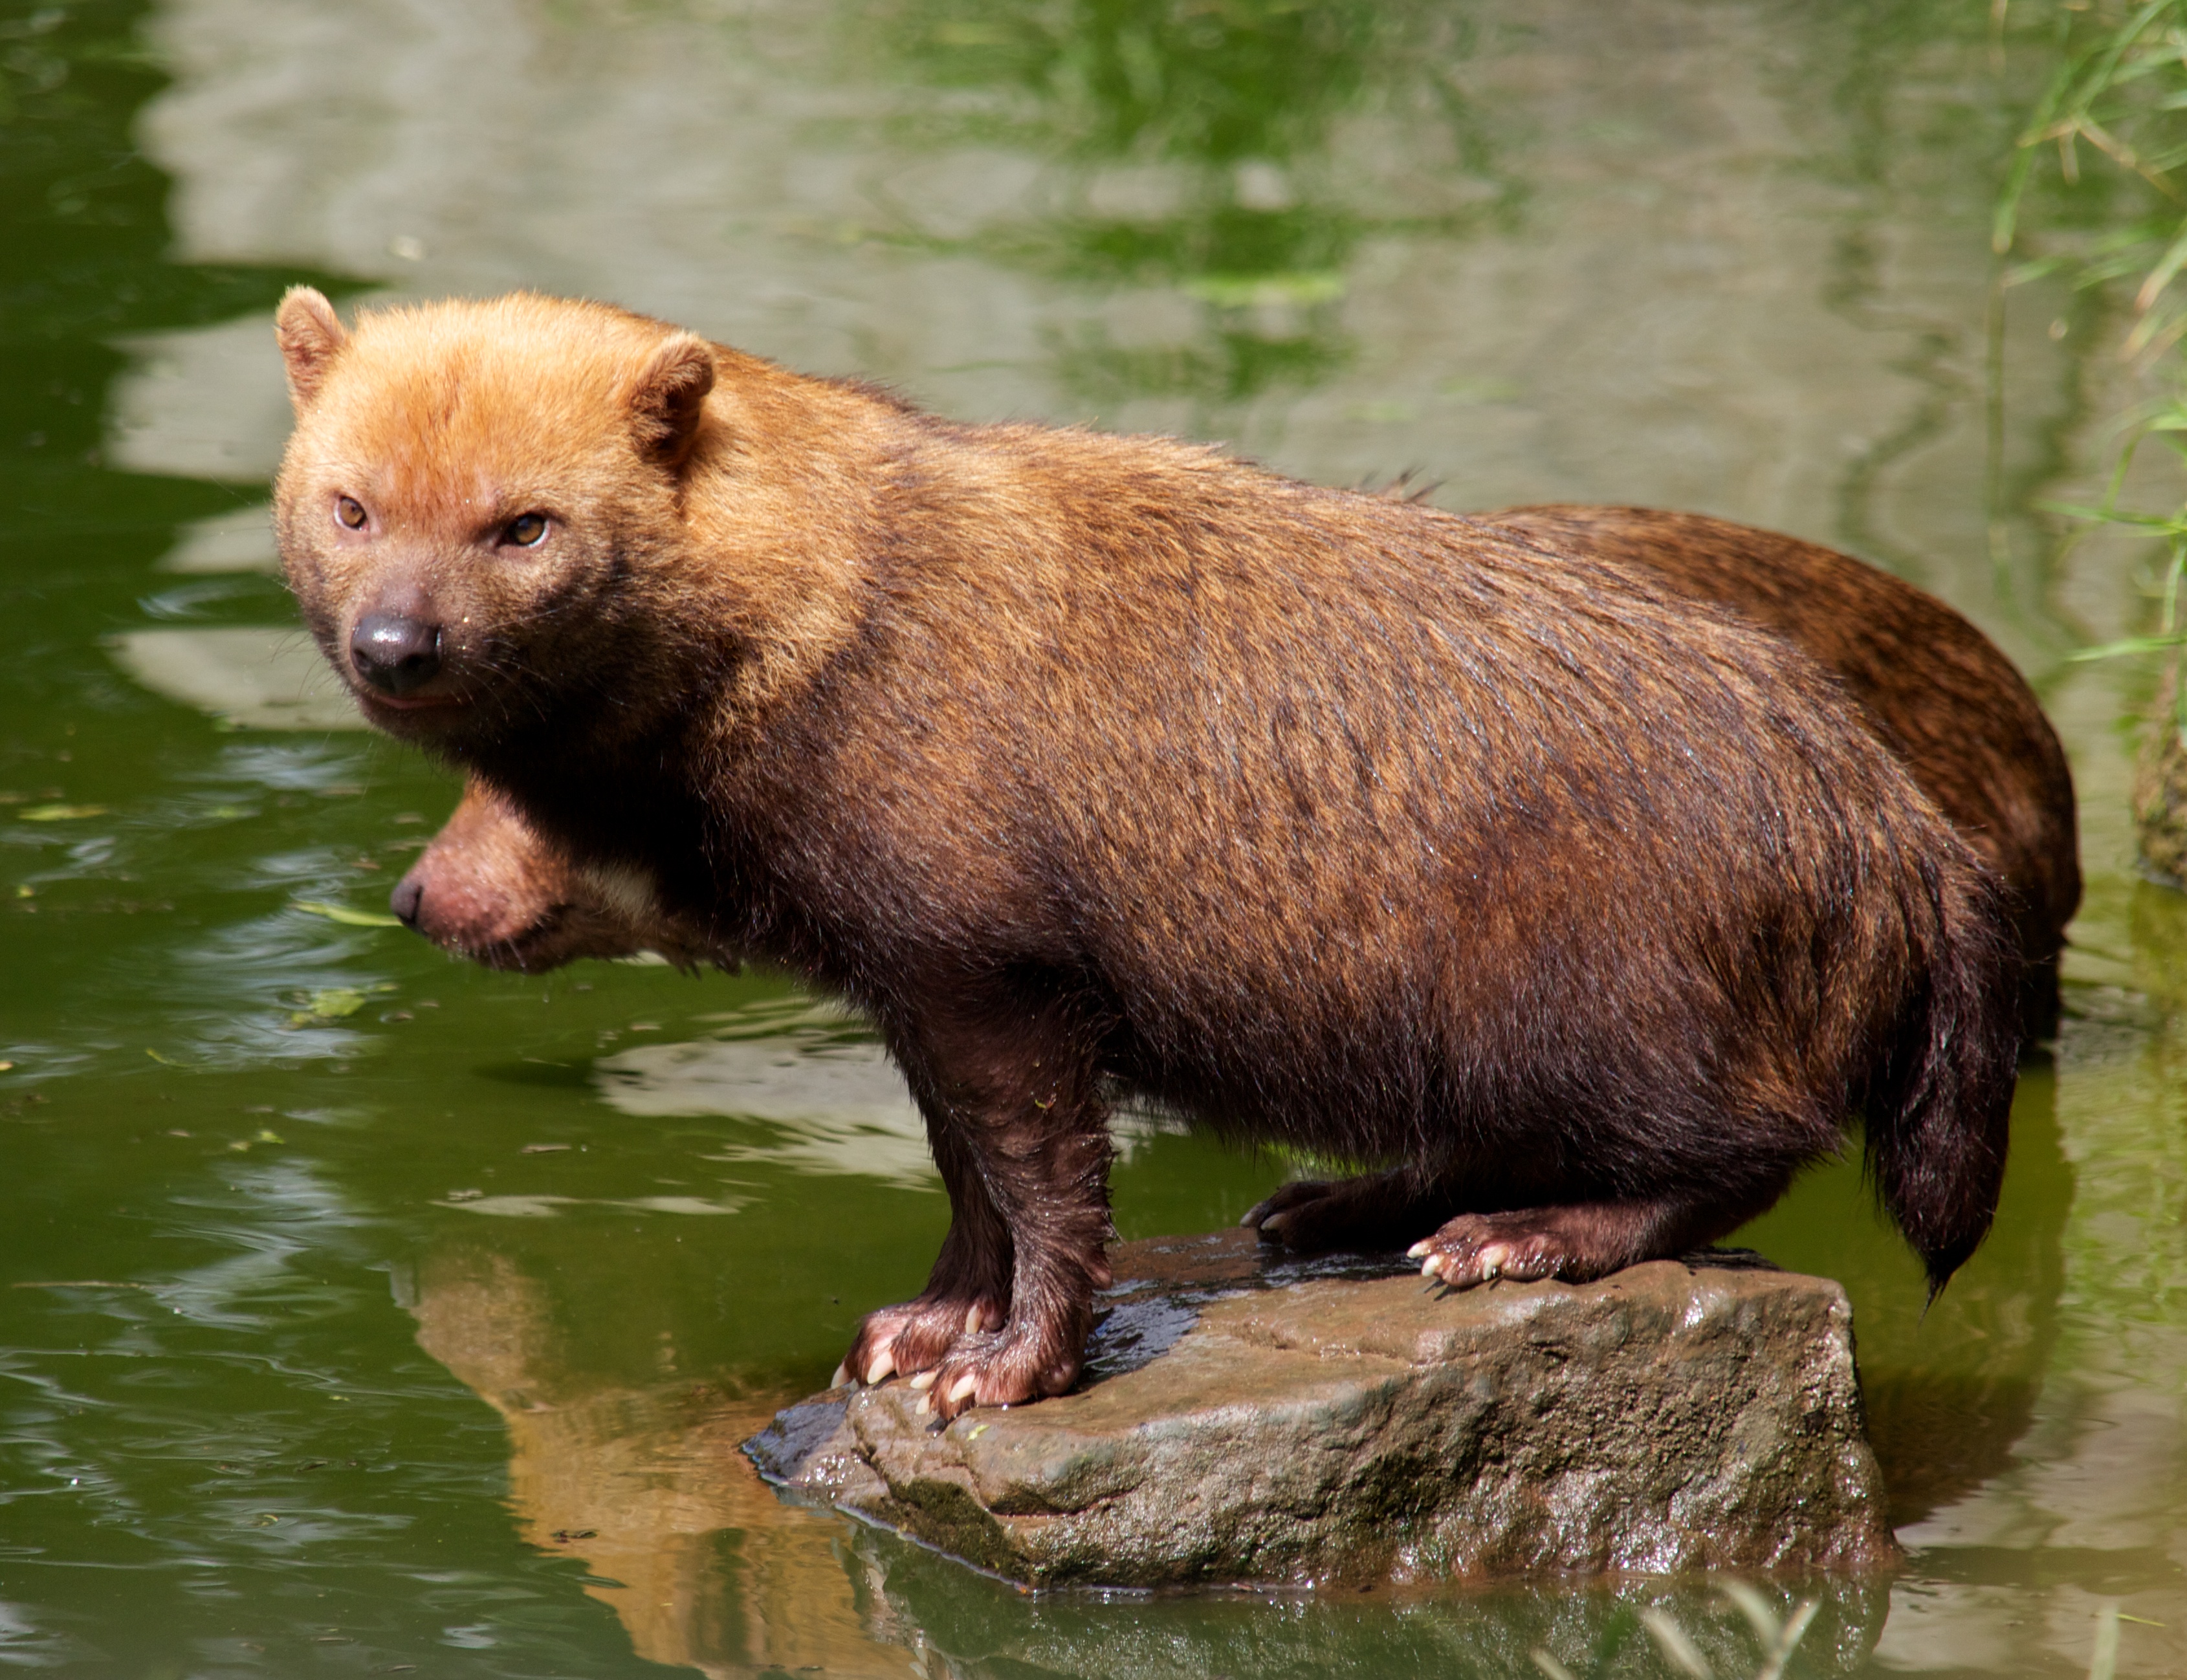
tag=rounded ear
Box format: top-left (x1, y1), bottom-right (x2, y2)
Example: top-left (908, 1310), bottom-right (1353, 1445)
top-left (628, 333), bottom-right (717, 468)
top-left (274, 287), bottom-right (348, 411)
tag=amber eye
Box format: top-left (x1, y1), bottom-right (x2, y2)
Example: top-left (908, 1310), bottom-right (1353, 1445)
top-left (504, 512), bottom-right (549, 547)
top-left (335, 495), bottom-right (368, 530)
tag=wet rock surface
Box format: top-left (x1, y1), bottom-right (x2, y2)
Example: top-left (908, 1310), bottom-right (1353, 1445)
top-left (747, 1230), bottom-right (1897, 1588)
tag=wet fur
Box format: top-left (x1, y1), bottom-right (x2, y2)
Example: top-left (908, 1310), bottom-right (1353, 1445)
top-left (1487, 506), bottom-right (2078, 1039)
top-left (274, 289), bottom-right (2023, 1414)
top-left (402, 507), bottom-right (2078, 1040)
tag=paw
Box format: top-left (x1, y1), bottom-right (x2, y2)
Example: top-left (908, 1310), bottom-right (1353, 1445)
top-left (833, 1293), bottom-right (1005, 1390)
top-left (905, 1325), bottom-right (1081, 1421)
top-left (1243, 1171), bottom-right (1431, 1252)
top-left (1240, 1179), bottom-right (1342, 1246)
top-left (1407, 1210), bottom-right (1584, 1289)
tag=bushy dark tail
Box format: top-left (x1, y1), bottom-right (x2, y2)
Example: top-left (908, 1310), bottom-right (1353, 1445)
top-left (1863, 860), bottom-right (2022, 1299)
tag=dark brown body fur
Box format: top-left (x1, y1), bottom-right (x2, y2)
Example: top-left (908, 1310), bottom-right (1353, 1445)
top-left (398, 508), bottom-right (2079, 1050)
top-left (273, 290), bottom-right (2022, 1415)
top-left (1488, 506), bottom-right (2078, 1038)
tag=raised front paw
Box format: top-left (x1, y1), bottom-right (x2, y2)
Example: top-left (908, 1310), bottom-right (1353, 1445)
top-left (905, 1321), bottom-right (1083, 1421)
top-left (1409, 1209), bottom-right (1592, 1289)
top-left (835, 1291), bottom-right (1005, 1390)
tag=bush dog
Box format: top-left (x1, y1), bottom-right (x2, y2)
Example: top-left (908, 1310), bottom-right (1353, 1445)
top-left (273, 288), bottom-right (2021, 1418)
top-left (396, 508), bottom-right (2078, 1042)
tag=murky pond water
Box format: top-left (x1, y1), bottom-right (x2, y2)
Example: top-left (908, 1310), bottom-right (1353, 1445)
top-left (5, 0), bottom-right (2186, 1673)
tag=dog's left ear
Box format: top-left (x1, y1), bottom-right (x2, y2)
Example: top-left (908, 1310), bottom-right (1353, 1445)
top-left (628, 333), bottom-right (717, 468)
top-left (274, 287), bottom-right (348, 411)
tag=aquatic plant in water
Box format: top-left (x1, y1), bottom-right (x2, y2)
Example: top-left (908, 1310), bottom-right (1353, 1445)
top-left (1994, 0), bottom-right (2187, 878)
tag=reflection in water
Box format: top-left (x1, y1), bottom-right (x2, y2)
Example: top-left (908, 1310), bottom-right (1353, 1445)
top-left (154, 501), bottom-right (280, 574)
top-left (864, 0), bottom-right (1504, 406)
top-left (408, 1250), bottom-right (888, 1679)
top-left (863, 1555), bottom-right (1889, 1680)
top-left (595, 1030), bottom-right (936, 1189)
top-left (108, 625), bottom-right (360, 730)
top-left (593, 1003), bottom-right (1187, 1189)
top-left (116, 0), bottom-right (2071, 569)
top-left (406, 1245), bottom-right (1894, 1679)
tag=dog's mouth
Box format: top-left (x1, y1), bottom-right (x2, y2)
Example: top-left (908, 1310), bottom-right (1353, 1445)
top-left (359, 689), bottom-right (470, 712)
top-left (347, 685), bottom-right (492, 746)
top-left (456, 908), bottom-right (598, 974)
top-left (345, 675), bottom-right (482, 728)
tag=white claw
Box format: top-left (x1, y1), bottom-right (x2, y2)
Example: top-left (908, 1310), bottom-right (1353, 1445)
top-left (915, 1392), bottom-right (934, 1418)
top-left (831, 1362), bottom-right (851, 1389)
top-left (1419, 1254), bottom-right (1444, 1280)
top-left (946, 1371), bottom-right (978, 1406)
top-left (908, 1369), bottom-right (938, 1391)
top-left (864, 1348), bottom-right (896, 1386)
top-left (1406, 1239), bottom-right (1431, 1260)
top-left (965, 1302), bottom-right (985, 1335)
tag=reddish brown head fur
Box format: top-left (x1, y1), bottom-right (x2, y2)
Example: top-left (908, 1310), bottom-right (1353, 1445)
top-left (272, 289), bottom-right (767, 749)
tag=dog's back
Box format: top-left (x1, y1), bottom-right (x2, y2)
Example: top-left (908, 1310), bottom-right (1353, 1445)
top-left (1487, 504), bottom-right (2078, 1036)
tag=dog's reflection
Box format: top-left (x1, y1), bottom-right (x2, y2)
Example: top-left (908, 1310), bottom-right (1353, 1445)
top-left (406, 1249), bottom-right (899, 1678)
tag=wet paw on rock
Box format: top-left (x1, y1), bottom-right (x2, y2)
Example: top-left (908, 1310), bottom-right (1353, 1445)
top-left (835, 1293), bottom-right (1006, 1390)
top-left (1409, 1211), bottom-right (1588, 1288)
top-left (907, 1327), bottom-right (1081, 1421)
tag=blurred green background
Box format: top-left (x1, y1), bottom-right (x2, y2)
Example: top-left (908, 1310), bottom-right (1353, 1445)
top-left (3, 0), bottom-right (2184, 1674)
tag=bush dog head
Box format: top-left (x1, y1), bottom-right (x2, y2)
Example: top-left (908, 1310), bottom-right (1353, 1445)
top-left (274, 288), bottom-right (723, 752)
top-left (275, 287), bottom-right (2024, 1419)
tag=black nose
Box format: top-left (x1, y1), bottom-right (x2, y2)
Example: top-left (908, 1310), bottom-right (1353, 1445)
top-left (351, 614), bottom-right (442, 695)
top-left (390, 875), bottom-right (424, 928)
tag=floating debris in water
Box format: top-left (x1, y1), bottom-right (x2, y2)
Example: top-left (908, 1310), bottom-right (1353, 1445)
top-left (291, 899), bottom-right (401, 927)
top-left (289, 988), bottom-right (368, 1026)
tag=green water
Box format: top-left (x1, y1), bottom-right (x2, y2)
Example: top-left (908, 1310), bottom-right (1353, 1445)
top-left (3, 0), bottom-right (2184, 1673)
